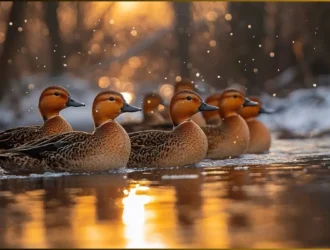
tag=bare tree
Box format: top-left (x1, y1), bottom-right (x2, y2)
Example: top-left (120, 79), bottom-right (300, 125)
top-left (228, 2), bottom-right (266, 94)
top-left (44, 1), bottom-right (63, 76)
top-left (0, 2), bottom-right (26, 99)
top-left (173, 2), bottom-right (192, 79)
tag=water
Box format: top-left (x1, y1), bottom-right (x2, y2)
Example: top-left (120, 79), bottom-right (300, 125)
top-left (0, 137), bottom-right (330, 248)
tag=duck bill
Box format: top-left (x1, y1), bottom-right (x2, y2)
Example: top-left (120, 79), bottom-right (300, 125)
top-left (121, 103), bottom-right (142, 113)
top-left (66, 97), bottom-right (85, 107)
top-left (198, 101), bottom-right (219, 112)
top-left (243, 97), bottom-right (258, 107)
top-left (259, 106), bottom-right (274, 114)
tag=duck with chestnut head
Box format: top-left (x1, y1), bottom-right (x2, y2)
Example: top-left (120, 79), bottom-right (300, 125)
top-left (0, 86), bottom-right (85, 150)
top-left (127, 90), bottom-right (218, 168)
top-left (202, 89), bottom-right (258, 159)
top-left (202, 92), bottom-right (223, 125)
top-left (172, 80), bottom-right (207, 127)
top-left (239, 96), bottom-right (272, 154)
top-left (0, 91), bottom-right (141, 174)
top-left (142, 93), bottom-right (166, 125)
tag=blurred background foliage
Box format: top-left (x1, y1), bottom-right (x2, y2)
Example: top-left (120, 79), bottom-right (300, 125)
top-left (0, 1), bottom-right (329, 107)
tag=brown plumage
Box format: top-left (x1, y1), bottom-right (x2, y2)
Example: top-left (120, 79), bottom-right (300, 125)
top-left (202, 92), bottom-right (222, 125)
top-left (239, 96), bottom-right (272, 154)
top-left (127, 90), bottom-right (218, 168)
top-left (201, 89), bottom-right (258, 159)
top-left (0, 86), bottom-right (84, 150)
top-left (122, 92), bottom-right (168, 133)
top-left (0, 90), bottom-right (141, 174)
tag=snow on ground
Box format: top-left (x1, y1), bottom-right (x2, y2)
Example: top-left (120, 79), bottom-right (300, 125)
top-left (258, 85), bottom-right (330, 136)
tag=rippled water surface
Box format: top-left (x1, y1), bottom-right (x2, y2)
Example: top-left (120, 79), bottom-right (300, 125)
top-left (1, 137), bottom-right (330, 248)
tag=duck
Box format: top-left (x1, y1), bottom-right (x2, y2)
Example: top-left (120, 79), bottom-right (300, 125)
top-left (0, 90), bottom-right (141, 174)
top-left (238, 96), bottom-right (272, 154)
top-left (127, 89), bottom-right (218, 168)
top-left (201, 89), bottom-right (258, 159)
top-left (202, 92), bottom-right (222, 125)
top-left (142, 93), bottom-right (167, 125)
top-left (0, 86), bottom-right (85, 150)
top-left (171, 80), bottom-right (207, 126)
top-left (122, 92), bottom-right (168, 133)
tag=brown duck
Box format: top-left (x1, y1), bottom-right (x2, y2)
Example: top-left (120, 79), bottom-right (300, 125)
top-left (0, 86), bottom-right (84, 150)
top-left (172, 80), bottom-right (207, 126)
top-left (127, 90), bottom-right (218, 168)
top-left (0, 91), bottom-right (141, 174)
top-left (202, 92), bottom-right (222, 125)
top-left (201, 89), bottom-right (258, 159)
top-left (122, 92), bottom-right (168, 133)
top-left (239, 96), bottom-right (272, 154)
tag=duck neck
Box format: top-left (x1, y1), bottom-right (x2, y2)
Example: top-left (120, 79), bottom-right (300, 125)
top-left (219, 108), bottom-right (240, 119)
top-left (92, 120), bottom-right (119, 138)
top-left (39, 107), bottom-right (60, 122)
top-left (94, 118), bottom-right (114, 129)
top-left (171, 113), bottom-right (193, 127)
top-left (93, 108), bottom-right (118, 128)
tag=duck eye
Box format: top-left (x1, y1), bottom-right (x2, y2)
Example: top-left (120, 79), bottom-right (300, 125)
top-left (54, 92), bottom-right (60, 96)
top-left (109, 97), bottom-right (115, 101)
top-left (233, 95), bottom-right (238, 99)
top-left (186, 96), bottom-right (192, 101)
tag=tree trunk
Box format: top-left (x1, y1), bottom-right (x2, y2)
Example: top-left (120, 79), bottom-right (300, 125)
top-left (0, 2), bottom-right (26, 99)
top-left (229, 2), bottom-right (266, 94)
top-left (173, 2), bottom-right (191, 79)
top-left (44, 1), bottom-right (63, 76)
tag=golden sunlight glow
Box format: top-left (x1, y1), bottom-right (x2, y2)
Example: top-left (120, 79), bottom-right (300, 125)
top-left (98, 76), bottom-right (110, 88)
top-left (206, 11), bottom-right (218, 22)
top-left (128, 57), bottom-right (142, 69)
top-left (117, 2), bottom-right (139, 12)
top-left (157, 104), bottom-right (166, 112)
top-left (225, 13), bottom-right (232, 21)
top-left (175, 76), bottom-right (182, 82)
top-left (121, 82), bottom-right (135, 92)
top-left (122, 186), bottom-right (163, 248)
top-left (209, 40), bottom-right (217, 47)
top-left (122, 92), bottom-right (135, 104)
top-left (159, 84), bottom-right (174, 101)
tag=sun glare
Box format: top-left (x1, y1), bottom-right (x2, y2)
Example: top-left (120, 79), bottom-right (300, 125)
top-left (117, 2), bottom-right (139, 12)
top-left (122, 186), bottom-right (163, 248)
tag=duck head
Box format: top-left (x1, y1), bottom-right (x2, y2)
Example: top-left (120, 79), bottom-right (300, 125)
top-left (169, 90), bottom-right (218, 126)
top-left (143, 93), bottom-right (165, 115)
top-left (38, 86), bottom-right (85, 121)
top-left (202, 92), bottom-right (222, 123)
top-left (218, 89), bottom-right (258, 118)
top-left (239, 96), bottom-right (273, 120)
top-left (92, 90), bottom-right (141, 128)
top-left (174, 79), bottom-right (195, 93)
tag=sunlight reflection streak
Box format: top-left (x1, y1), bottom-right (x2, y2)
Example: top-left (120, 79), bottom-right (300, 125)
top-left (122, 186), bottom-right (165, 248)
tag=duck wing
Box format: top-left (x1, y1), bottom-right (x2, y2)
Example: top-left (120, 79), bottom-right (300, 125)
top-left (128, 130), bottom-right (173, 168)
top-left (8, 131), bottom-right (90, 159)
top-left (0, 125), bottom-right (41, 149)
top-left (129, 130), bottom-right (172, 148)
top-left (201, 125), bottom-right (226, 147)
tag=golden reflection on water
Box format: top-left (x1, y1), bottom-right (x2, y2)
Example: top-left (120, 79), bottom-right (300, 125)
top-left (0, 163), bottom-right (330, 248)
top-left (122, 185), bottom-right (166, 248)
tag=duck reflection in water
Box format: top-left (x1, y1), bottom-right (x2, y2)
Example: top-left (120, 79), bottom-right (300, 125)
top-left (95, 185), bottom-right (126, 222)
top-left (43, 181), bottom-right (76, 248)
top-left (173, 174), bottom-right (203, 226)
